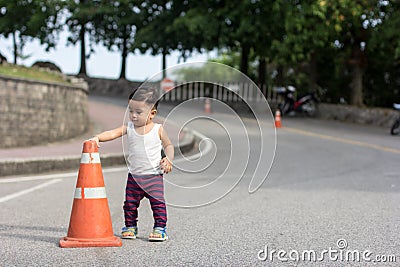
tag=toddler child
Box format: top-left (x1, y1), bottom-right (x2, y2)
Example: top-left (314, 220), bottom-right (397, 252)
top-left (90, 87), bottom-right (173, 241)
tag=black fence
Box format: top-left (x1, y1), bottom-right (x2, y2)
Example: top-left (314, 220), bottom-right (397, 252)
top-left (159, 82), bottom-right (278, 104)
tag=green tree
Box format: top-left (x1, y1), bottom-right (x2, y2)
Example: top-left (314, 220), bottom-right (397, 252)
top-left (172, 63), bottom-right (240, 82)
top-left (268, 0), bottom-right (394, 106)
top-left (169, 1), bottom-right (244, 77)
top-left (327, 0), bottom-right (389, 106)
top-left (65, 0), bottom-right (103, 76)
top-left (93, 0), bottom-right (140, 79)
top-left (174, 1), bottom-right (283, 87)
top-left (251, 1), bottom-right (287, 87)
top-left (271, 0), bottom-right (335, 91)
top-left (365, 0), bottom-right (400, 106)
top-left (134, 0), bottom-right (192, 78)
top-left (0, 0), bottom-right (63, 64)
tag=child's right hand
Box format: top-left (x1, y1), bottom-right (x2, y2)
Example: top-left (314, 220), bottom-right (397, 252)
top-left (160, 157), bottom-right (172, 174)
top-left (88, 136), bottom-right (100, 148)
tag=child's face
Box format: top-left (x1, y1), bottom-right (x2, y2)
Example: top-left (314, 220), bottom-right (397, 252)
top-left (128, 100), bottom-right (156, 126)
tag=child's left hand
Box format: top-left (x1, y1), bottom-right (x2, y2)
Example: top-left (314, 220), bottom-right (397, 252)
top-left (160, 157), bottom-right (172, 174)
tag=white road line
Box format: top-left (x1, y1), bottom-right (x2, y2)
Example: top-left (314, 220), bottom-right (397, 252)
top-left (0, 167), bottom-right (129, 184)
top-left (0, 179), bottom-right (62, 203)
top-left (0, 171), bottom-right (78, 183)
top-left (174, 129), bottom-right (212, 162)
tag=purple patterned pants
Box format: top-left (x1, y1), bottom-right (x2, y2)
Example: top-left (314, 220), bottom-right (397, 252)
top-left (123, 173), bottom-right (167, 228)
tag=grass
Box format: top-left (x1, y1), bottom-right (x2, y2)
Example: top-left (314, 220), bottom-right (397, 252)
top-left (0, 64), bottom-right (71, 84)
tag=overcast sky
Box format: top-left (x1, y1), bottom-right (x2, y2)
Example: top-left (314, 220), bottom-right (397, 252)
top-left (0, 30), bottom-right (214, 81)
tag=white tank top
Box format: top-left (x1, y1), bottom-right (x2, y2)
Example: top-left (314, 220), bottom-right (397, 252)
top-left (126, 122), bottom-right (163, 175)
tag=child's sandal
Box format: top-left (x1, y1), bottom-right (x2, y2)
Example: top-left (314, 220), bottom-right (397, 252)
top-left (148, 227), bottom-right (168, 241)
top-left (121, 226), bottom-right (137, 239)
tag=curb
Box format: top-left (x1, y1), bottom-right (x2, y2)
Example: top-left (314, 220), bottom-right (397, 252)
top-left (0, 129), bottom-right (196, 178)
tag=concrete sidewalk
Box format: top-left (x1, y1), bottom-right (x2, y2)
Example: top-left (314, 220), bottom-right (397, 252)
top-left (0, 97), bottom-right (195, 177)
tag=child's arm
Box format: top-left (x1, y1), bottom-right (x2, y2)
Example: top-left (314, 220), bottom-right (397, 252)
top-left (89, 125), bottom-right (127, 147)
top-left (159, 126), bottom-right (174, 174)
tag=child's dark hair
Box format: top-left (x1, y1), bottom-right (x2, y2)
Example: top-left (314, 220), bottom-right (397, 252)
top-left (128, 87), bottom-right (160, 110)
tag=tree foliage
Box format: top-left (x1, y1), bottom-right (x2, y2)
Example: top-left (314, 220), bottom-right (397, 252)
top-left (92, 0), bottom-right (140, 79)
top-left (133, 0), bottom-right (200, 78)
top-left (0, 0), bottom-right (399, 107)
top-left (65, 0), bottom-right (105, 75)
top-left (0, 0), bottom-right (63, 64)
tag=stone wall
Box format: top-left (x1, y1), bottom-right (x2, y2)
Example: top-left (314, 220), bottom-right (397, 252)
top-left (0, 75), bottom-right (89, 148)
top-left (318, 103), bottom-right (399, 128)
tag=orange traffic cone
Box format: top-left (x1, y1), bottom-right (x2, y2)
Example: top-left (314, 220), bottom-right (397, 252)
top-left (204, 98), bottom-right (211, 114)
top-left (60, 140), bottom-right (122, 248)
top-left (274, 110), bottom-right (282, 128)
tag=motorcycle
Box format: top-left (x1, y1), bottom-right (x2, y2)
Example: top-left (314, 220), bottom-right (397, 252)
top-left (391, 103), bottom-right (400, 135)
top-left (275, 85), bottom-right (320, 117)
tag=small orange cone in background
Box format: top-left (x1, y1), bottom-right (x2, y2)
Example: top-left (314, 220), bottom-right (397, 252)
top-left (274, 110), bottom-right (282, 128)
top-left (204, 98), bottom-right (211, 114)
top-left (60, 140), bottom-right (122, 248)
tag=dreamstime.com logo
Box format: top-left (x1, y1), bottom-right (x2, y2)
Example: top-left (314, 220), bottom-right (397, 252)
top-left (257, 239), bottom-right (398, 263)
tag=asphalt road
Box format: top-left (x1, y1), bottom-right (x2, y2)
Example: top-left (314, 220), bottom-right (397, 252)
top-left (1, 98), bottom-right (399, 266)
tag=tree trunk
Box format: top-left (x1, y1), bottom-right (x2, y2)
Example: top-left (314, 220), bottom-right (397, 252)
top-left (350, 64), bottom-right (364, 106)
top-left (12, 31), bottom-right (17, 65)
top-left (162, 49), bottom-right (167, 78)
top-left (258, 57), bottom-right (266, 89)
top-left (309, 52), bottom-right (318, 92)
top-left (240, 44), bottom-right (250, 76)
top-left (276, 65), bottom-right (284, 86)
top-left (119, 28), bottom-right (128, 80)
top-left (78, 24), bottom-right (87, 76)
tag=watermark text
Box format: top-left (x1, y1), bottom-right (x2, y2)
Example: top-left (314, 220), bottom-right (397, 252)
top-left (258, 239), bottom-right (397, 263)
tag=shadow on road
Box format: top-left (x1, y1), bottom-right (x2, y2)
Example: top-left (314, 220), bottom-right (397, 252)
top-left (0, 224), bottom-right (65, 245)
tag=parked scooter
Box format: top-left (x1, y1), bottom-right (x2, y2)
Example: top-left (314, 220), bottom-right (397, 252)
top-left (391, 103), bottom-right (400, 135)
top-left (275, 85), bottom-right (320, 117)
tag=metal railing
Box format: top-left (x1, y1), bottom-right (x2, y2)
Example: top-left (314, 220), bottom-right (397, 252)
top-left (160, 82), bottom-right (278, 104)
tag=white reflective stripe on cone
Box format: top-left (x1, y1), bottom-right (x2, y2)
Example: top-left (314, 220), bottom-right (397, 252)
top-left (80, 153), bottom-right (101, 164)
top-left (74, 187), bottom-right (107, 199)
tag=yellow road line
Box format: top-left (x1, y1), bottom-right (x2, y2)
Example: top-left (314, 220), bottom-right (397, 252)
top-left (283, 127), bottom-right (400, 154)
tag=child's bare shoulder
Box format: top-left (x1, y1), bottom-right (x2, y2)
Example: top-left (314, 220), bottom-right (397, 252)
top-left (158, 124), bottom-right (167, 137)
